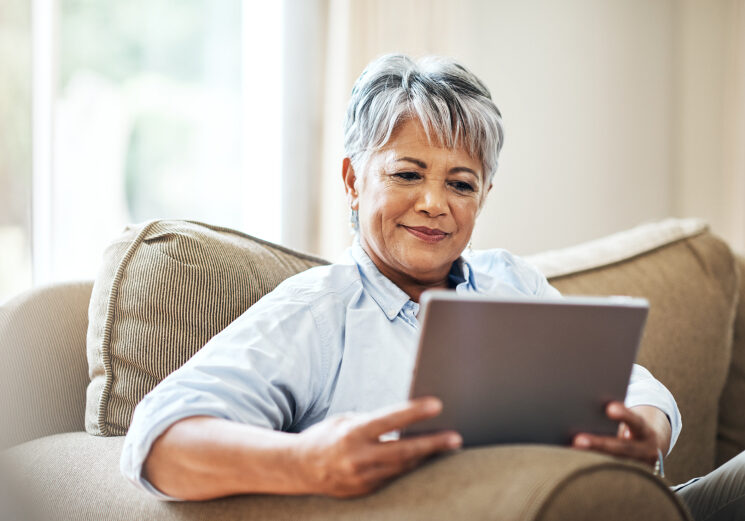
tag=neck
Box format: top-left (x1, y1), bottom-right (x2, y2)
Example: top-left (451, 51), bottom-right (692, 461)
top-left (396, 277), bottom-right (449, 303)
top-left (358, 239), bottom-right (451, 303)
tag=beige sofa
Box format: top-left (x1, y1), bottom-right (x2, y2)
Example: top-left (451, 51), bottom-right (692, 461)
top-left (1, 218), bottom-right (743, 521)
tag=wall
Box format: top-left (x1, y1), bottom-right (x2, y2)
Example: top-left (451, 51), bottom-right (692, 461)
top-left (460, 0), bottom-right (675, 254)
top-left (673, 0), bottom-right (745, 254)
top-left (315, 0), bottom-right (745, 259)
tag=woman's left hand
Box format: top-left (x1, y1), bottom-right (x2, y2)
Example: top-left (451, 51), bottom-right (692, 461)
top-left (571, 402), bottom-right (671, 467)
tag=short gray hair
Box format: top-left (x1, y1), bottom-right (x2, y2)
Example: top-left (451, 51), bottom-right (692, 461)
top-left (344, 54), bottom-right (505, 185)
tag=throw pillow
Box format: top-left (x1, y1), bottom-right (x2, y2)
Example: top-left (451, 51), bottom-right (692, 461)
top-left (85, 220), bottom-right (328, 436)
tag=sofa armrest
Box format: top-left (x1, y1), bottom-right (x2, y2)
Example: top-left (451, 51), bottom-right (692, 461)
top-left (717, 254), bottom-right (745, 465)
top-left (0, 281), bottom-right (93, 448)
top-left (2, 433), bottom-right (691, 521)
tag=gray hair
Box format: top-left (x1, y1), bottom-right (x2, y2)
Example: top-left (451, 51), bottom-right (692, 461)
top-left (343, 54), bottom-right (505, 185)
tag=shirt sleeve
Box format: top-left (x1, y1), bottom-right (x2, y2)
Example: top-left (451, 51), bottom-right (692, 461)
top-left (120, 289), bottom-right (329, 500)
top-left (510, 253), bottom-right (562, 298)
top-left (624, 364), bottom-right (682, 455)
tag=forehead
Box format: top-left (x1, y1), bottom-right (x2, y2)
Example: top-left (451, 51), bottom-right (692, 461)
top-left (374, 119), bottom-right (482, 172)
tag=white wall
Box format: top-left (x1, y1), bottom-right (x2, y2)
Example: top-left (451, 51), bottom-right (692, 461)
top-left (673, 0), bottom-right (745, 254)
top-left (316, 0), bottom-right (745, 259)
top-left (459, 0), bottom-right (675, 254)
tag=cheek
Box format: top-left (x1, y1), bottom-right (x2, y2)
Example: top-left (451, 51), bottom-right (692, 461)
top-left (378, 188), bottom-right (415, 220)
top-left (361, 193), bottom-right (398, 236)
top-left (453, 199), bottom-right (480, 229)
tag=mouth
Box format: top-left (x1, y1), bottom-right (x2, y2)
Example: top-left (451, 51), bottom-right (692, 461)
top-left (402, 225), bottom-right (449, 244)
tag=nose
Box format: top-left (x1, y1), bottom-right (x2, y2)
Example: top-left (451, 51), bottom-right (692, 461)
top-left (414, 184), bottom-right (448, 217)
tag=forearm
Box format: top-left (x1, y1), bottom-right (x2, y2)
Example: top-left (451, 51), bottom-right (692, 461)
top-left (144, 416), bottom-right (308, 500)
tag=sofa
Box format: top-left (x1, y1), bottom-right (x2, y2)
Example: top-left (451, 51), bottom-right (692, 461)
top-left (1, 217), bottom-right (743, 521)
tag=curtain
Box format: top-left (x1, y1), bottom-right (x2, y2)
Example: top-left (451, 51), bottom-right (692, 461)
top-left (281, 0), bottom-right (328, 254)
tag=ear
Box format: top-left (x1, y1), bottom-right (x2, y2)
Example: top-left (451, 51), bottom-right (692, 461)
top-left (342, 158), bottom-right (360, 210)
top-left (476, 182), bottom-right (493, 216)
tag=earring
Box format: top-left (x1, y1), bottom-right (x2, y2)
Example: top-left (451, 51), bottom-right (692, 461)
top-left (349, 208), bottom-right (359, 232)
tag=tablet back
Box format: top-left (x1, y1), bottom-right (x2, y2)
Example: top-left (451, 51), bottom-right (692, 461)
top-left (406, 291), bottom-right (648, 446)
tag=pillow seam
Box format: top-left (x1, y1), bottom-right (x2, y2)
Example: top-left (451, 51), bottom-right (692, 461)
top-left (181, 219), bottom-right (330, 266)
top-left (97, 219), bottom-right (162, 436)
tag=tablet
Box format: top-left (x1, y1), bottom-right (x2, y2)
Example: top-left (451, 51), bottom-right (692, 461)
top-left (404, 291), bottom-right (649, 446)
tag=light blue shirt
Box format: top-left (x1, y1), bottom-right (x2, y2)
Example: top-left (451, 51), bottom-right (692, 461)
top-left (121, 239), bottom-right (682, 499)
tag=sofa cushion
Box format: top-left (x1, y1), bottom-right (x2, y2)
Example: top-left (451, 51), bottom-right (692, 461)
top-left (1, 432), bottom-right (690, 521)
top-left (528, 219), bottom-right (739, 484)
top-left (86, 220), bottom-right (328, 436)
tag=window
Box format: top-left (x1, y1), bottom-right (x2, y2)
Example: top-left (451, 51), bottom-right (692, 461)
top-left (0, 0), bottom-right (32, 303)
top-left (27, 0), bottom-right (282, 289)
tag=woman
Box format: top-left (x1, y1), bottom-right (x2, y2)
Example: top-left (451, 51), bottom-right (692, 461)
top-left (121, 54), bottom-right (744, 518)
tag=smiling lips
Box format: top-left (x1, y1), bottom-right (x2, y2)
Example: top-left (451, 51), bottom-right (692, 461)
top-left (403, 225), bottom-right (449, 243)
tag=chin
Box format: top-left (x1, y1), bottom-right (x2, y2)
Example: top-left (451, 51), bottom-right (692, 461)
top-left (401, 255), bottom-right (455, 279)
top-left (407, 239), bottom-right (462, 260)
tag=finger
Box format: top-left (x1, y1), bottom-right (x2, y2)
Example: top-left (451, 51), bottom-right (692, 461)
top-left (616, 421), bottom-right (631, 439)
top-left (326, 465), bottom-right (400, 499)
top-left (351, 460), bottom-right (416, 492)
top-left (374, 430), bottom-right (461, 466)
top-left (339, 444), bottom-right (444, 497)
top-left (361, 441), bottom-right (451, 487)
top-left (605, 402), bottom-right (653, 440)
top-left (359, 397), bottom-right (443, 438)
top-left (368, 451), bottom-right (424, 477)
top-left (573, 433), bottom-right (656, 464)
top-left (573, 433), bottom-right (651, 461)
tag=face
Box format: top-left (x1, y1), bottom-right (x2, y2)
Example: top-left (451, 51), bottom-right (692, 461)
top-left (343, 118), bottom-right (491, 290)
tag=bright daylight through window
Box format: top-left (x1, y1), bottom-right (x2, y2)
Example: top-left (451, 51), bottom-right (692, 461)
top-left (0, 0), bottom-right (282, 303)
top-left (0, 1), bottom-right (32, 304)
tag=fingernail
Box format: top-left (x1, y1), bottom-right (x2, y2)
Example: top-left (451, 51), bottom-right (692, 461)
top-left (609, 403), bottom-right (623, 415)
top-left (425, 398), bottom-right (442, 413)
top-left (448, 434), bottom-right (462, 448)
top-left (575, 436), bottom-right (591, 448)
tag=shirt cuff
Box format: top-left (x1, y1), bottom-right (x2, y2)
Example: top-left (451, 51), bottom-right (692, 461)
top-left (624, 364), bottom-right (682, 456)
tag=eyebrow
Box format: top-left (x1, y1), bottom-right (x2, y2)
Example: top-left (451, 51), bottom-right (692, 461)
top-left (395, 156), bottom-right (480, 178)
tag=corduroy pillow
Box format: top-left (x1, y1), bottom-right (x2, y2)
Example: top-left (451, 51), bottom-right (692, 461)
top-left (85, 220), bottom-right (328, 436)
top-left (528, 219), bottom-right (740, 484)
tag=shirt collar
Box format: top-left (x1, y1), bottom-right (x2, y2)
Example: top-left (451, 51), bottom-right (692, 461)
top-left (349, 237), bottom-right (481, 320)
top-left (350, 238), bottom-right (411, 320)
top-left (454, 256), bottom-right (481, 292)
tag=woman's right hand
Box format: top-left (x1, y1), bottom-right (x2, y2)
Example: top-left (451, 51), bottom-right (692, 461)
top-left (294, 397), bottom-right (462, 498)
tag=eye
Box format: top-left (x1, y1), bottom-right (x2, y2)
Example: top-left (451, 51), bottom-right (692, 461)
top-left (451, 180), bottom-right (475, 193)
top-left (393, 171), bottom-right (421, 181)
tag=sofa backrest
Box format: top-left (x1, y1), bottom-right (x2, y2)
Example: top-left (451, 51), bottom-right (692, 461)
top-left (1, 219), bottom-right (742, 487)
top-left (528, 219), bottom-right (742, 484)
top-left (717, 254), bottom-right (745, 467)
